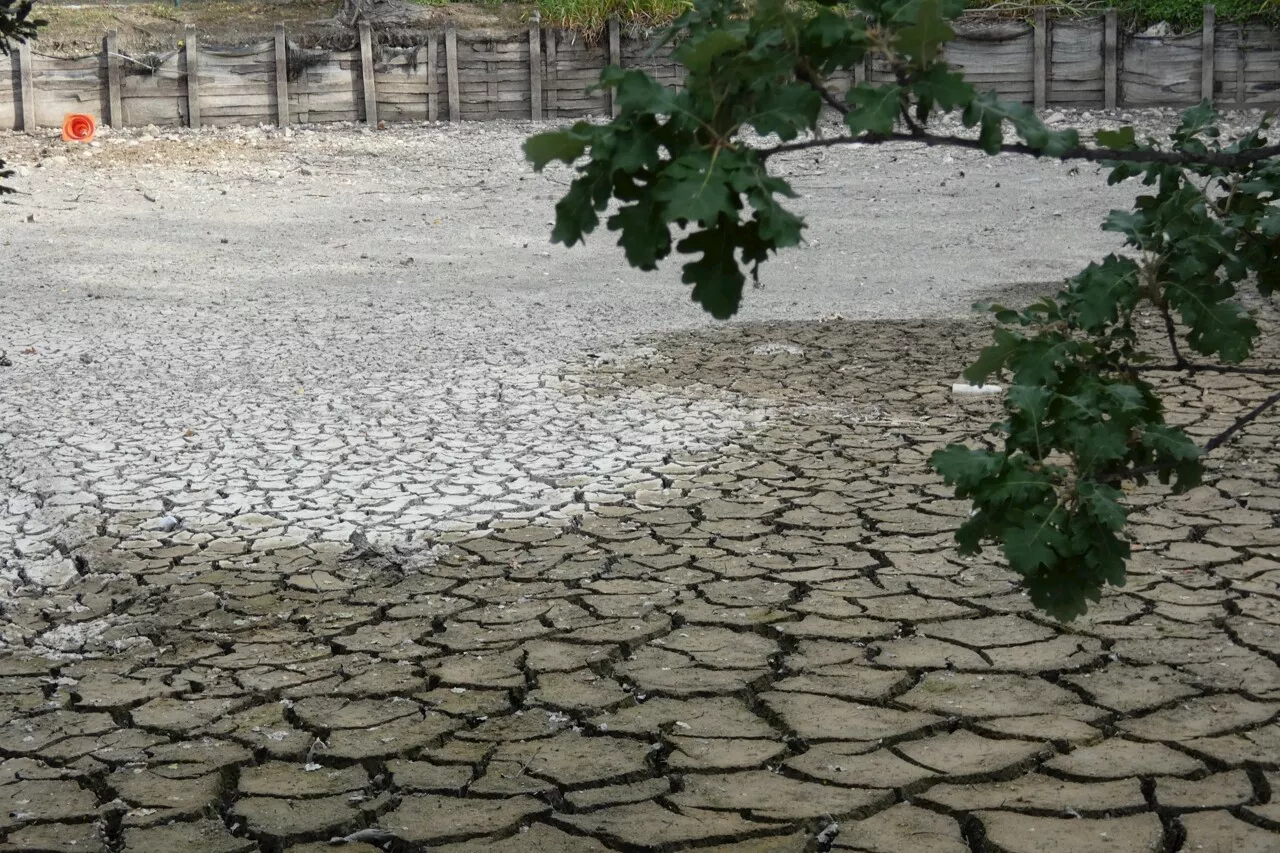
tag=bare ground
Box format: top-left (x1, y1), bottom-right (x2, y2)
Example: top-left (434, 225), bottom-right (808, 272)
top-left (1, 113), bottom-right (1278, 852)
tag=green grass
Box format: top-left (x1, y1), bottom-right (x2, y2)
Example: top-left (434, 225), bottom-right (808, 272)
top-left (966, 0), bottom-right (1280, 29)
top-left (537, 0), bottom-right (692, 34)
top-left (401, 0), bottom-right (1280, 36)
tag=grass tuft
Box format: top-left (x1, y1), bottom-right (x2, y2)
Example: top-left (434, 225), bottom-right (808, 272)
top-left (966, 0), bottom-right (1280, 30)
top-left (536, 0), bottom-right (691, 36)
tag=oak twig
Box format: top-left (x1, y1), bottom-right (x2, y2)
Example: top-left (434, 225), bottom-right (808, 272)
top-left (1205, 388), bottom-right (1280, 453)
top-left (758, 131), bottom-right (1280, 169)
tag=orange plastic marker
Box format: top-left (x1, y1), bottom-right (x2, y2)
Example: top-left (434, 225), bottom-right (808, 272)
top-left (61, 113), bottom-right (96, 142)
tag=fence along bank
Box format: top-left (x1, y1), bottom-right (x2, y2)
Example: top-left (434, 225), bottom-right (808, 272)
top-left (2, 8), bottom-right (1278, 132)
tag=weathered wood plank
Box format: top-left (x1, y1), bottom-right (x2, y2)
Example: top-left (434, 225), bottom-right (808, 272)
top-left (1033, 8), bottom-right (1048, 110)
top-left (1202, 5), bottom-right (1215, 102)
top-left (121, 98), bottom-right (186, 127)
top-left (1104, 9), bottom-right (1118, 109)
top-left (428, 35), bottom-right (439, 121)
top-left (275, 24), bottom-right (289, 126)
top-left (456, 39), bottom-right (527, 54)
top-left (1236, 26), bottom-right (1246, 106)
top-left (609, 17), bottom-right (621, 117)
top-left (1048, 18), bottom-right (1102, 105)
top-left (948, 28), bottom-right (1034, 103)
top-left (530, 23), bottom-right (541, 120)
top-left (106, 32), bottom-right (124, 128)
top-left (17, 40), bottom-right (34, 130)
top-left (374, 92), bottom-right (437, 105)
top-left (185, 28), bottom-right (200, 127)
top-left (447, 28), bottom-right (460, 120)
top-left (458, 88), bottom-right (530, 104)
top-left (359, 21), bottom-right (377, 125)
top-left (545, 29), bottom-right (557, 119)
top-left (373, 80), bottom-right (436, 96)
top-left (1239, 25), bottom-right (1280, 105)
top-left (457, 68), bottom-right (533, 84)
top-left (1121, 31), bottom-right (1202, 106)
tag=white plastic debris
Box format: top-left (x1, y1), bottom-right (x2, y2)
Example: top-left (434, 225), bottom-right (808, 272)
top-left (951, 383), bottom-right (1003, 397)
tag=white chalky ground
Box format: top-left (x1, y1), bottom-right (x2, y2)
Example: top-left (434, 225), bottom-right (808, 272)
top-left (0, 113), bottom-right (1277, 853)
top-left (1, 112), bottom-right (1173, 597)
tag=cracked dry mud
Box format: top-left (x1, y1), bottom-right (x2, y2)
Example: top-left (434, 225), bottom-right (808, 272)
top-left (2, 119), bottom-right (1280, 853)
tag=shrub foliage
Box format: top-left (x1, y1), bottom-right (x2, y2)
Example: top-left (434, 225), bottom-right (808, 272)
top-left (526, 0), bottom-right (1280, 620)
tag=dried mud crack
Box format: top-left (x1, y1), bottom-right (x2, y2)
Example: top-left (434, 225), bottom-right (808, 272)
top-left (2, 119), bottom-right (1279, 853)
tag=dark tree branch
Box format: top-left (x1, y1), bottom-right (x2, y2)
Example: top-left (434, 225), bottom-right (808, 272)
top-left (1136, 362), bottom-right (1280, 377)
top-left (1205, 387), bottom-right (1280, 453)
top-left (900, 103), bottom-right (924, 137)
top-left (796, 65), bottom-right (850, 117)
top-left (758, 130), bottom-right (1280, 169)
top-left (1155, 297), bottom-right (1189, 370)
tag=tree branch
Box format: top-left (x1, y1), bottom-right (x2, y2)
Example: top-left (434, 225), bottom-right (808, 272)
top-left (1204, 387), bottom-right (1280, 453)
top-left (758, 130), bottom-right (1280, 169)
top-left (795, 64), bottom-right (849, 116)
top-left (1135, 362), bottom-right (1280, 377)
top-left (1155, 296), bottom-right (1189, 370)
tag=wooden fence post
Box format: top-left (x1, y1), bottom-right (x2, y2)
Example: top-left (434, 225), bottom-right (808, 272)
top-left (105, 30), bottom-right (123, 129)
top-left (486, 46), bottom-right (498, 120)
top-left (545, 29), bottom-right (558, 120)
top-left (1201, 5), bottom-right (1215, 103)
top-left (446, 28), bottom-right (460, 121)
top-left (1104, 9), bottom-right (1118, 110)
top-left (17, 39), bottom-right (35, 131)
top-left (1033, 7), bottom-right (1048, 111)
top-left (608, 17), bottom-right (621, 117)
top-left (275, 24), bottom-right (290, 127)
top-left (530, 22), bottom-right (542, 121)
top-left (427, 34), bottom-right (439, 121)
top-left (359, 21), bottom-right (378, 125)
top-left (185, 28), bottom-right (201, 128)
top-left (1236, 27), bottom-right (1246, 107)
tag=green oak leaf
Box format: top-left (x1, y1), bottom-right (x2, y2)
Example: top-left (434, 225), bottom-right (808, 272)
top-left (525, 130), bottom-right (588, 171)
top-left (911, 64), bottom-right (973, 112)
top-left (929, 445), bottom-right (1003, 492)
top-left (961, 327), bottom-right (1018, 385)
top-left (1076, 480), bottom-right (1127, 531)
top-left (677, 223), bottom-right (746, 319)
top-left (675, 28), bottom-right (746, 74)
top-left (845, 84), bottom-right (903, 136)
top-left (1003, 507), bottom-right (1067, 575)
top-left (1095, 126), bottom-right (1137, 150)
top-left (550, 162), bottom-right (612, 247)
top-left (751, 84), bottom-right (823, 142)
top-left (654, 154), bottom-right (735, 224)
top-left (1065, 255), bottom-right (1141, 332)
top-left (608, 196), bottom-right (672, 271)
top-left (893, 0), bottom-right (954, 65)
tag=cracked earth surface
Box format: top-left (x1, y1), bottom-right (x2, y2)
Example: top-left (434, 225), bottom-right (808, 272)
top-left (2, 116), bottom-right (1279, 852)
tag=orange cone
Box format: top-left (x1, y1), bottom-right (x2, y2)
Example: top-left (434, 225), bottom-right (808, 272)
top-left (61, 113), bottom-right (96, 142)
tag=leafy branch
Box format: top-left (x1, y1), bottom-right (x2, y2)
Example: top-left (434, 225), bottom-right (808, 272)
top-left (1204, 388), bottom-right (1280, 453)
top-left (757, 130), bottom-right (1280, 169)
top-left (1, 0), bottom-right (43, 195)
top-left (1137, 362), bottom-right (1280, 377)
top-left (526, 0), bottom-right (1280, 620)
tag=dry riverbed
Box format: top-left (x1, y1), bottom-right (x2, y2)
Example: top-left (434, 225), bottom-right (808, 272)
top-left (1, 111), bottom-right (1278, 852)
